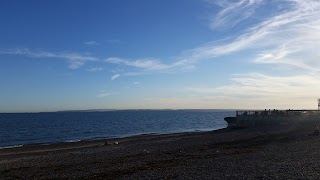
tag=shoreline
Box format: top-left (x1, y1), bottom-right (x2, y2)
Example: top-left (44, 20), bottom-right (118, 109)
top-left (0, 128), bottom-right (228, 156)
top-left (0, 126), bottom-right (227, 151)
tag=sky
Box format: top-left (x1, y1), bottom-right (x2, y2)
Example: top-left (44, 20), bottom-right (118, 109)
top-left (1, 0), bottom-right (320, 112)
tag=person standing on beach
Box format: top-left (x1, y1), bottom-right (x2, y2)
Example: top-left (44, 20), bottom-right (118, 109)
top-left (313, 125), bottom-right (319, 136)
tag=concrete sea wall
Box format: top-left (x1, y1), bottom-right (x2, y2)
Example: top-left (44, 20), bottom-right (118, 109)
top-left (236, 115), bottom-right (320, 128)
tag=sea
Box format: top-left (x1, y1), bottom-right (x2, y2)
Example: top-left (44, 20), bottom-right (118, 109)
top-left (0, 110), bottom-right (235, 149)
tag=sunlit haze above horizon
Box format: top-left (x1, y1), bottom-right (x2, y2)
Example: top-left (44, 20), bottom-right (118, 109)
top-left (1, 0), bottom-right (320, 112)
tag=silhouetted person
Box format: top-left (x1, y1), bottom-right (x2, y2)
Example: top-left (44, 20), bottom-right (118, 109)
top-left (314, 125), bottom-right (320, 136)
top-left (310, 125), bottom-right (320, 136)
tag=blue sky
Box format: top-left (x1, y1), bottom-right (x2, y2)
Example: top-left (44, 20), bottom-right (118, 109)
top-left (1, 0), bottom-right (320, 112)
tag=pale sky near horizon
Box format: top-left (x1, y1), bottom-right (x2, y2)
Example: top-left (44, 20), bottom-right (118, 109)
top-left (1, 0), bottom-right (320, 112)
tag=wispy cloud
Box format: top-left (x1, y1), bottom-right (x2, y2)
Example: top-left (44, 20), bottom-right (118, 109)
top-left (97, 90), bottom-right (111, 98)
top-left (208, 0), bottom-right (263, 29)
top-left (106, 57), bottom-right (171, 70)
top-left (2, 0), bottom-right (320, 81)
top-left (97, 93), bottom-right (111, 98)
top-left (186, 72), bottom-right (320, 109)
top-left (86, 67), bottom-right (104, 72)
top-left (189, 0), bottom-right (320, 73)
top-left (0, 48), bottom-right (98, 69)
top-left (133, 81), bottom-right (140, 85)
top-left (111, 74), bottom-right (120, 80)
top-left (106, 57), bottom-right (194, 73)
top-left (179, 0), bottom-right (320, 109)
top-left (84, 41), bottom-right (99, 46)
top-left (188, 73), bottom-right (320, 96)
top-left (0, 48), bottom-right (193, 73)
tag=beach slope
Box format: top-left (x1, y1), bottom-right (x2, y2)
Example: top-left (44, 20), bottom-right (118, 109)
top-left (1, 119), bottom-right (320, 179)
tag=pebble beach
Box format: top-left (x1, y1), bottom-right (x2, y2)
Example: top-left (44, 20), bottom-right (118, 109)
top-left (1, 117), bottom-right (320, 179)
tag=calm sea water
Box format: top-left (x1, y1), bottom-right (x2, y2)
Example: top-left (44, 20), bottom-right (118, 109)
top-left (0, 110), bottom-right (235, 148)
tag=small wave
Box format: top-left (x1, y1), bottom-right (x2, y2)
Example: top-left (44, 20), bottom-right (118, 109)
top-left (0, 144), bottom-right (23, 149)
top-left (64, 139), bottom-right (82, 143)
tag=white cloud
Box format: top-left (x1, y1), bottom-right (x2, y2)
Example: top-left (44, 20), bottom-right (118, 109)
top-left (97, 93), bottom-right (111, 98)
top-left (188, 73), bottom-right (319, 96)
top-left (111, 74), bottom-right (120, 80)
top-left (188, 0), bottom-right (320, 73)
top-left (2, 0), bottom-right (320, 86)
top-left (97, 90), bottom-right (111, 98)
top-left (178, 0), bottom-right (320, 109)
top-left (208, 0), bottom-right (263, 29)
top-left (86, 67), bottom-right (104, 72)
top-left (187, 72), bottom-right (320, 109)
top-left (105, 57), bottom-right (194, 73)
top-left (0, 48), bottom-right (193, 72)
top-left (0, 48), bottom-right (98, 69)
top-left (106, 57), bottom-right (170, 70)
top-left (84, 41), bottom-right (99, 45)
top-left (133, 81), bottom-right (140, 85)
